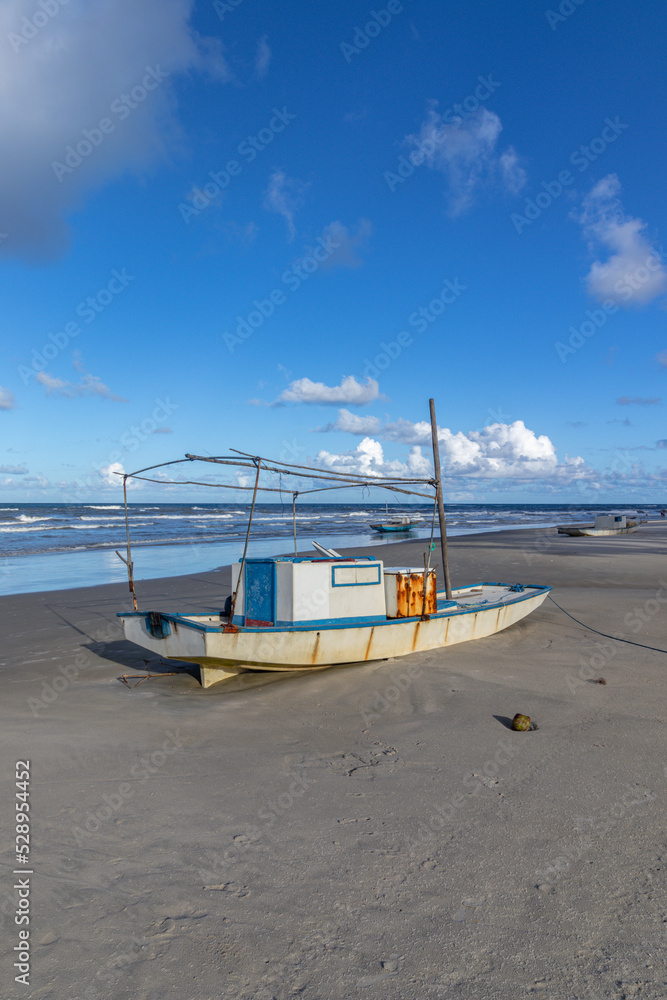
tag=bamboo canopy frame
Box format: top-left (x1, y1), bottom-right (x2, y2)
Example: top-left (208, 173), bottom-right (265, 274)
top-left (116, 412), bottom-right (453, 608)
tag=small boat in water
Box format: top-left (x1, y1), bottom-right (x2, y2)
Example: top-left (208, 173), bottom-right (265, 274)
top-left (114, 399), bottom-right (552, 687)
top-left (557, 513), bottom-right (642, 537)
top-left (370, 515), bottom-right (422, 533)
top-left (370, 502), bottom-right (421, 533)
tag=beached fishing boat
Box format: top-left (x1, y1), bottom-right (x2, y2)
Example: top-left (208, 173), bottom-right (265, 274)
top-left (115, 399), bottom-right (552, 687)
top-left (118, 561), bottom-right (551, 687)
top-left (557, 513), bottom-right (641, 537)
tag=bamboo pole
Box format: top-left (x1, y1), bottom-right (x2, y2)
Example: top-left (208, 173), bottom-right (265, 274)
top-left (228, 458), bottom-right (262, 623)
top-left (292, 493), bottom-right (298, 557)
top-left (122, 476), bottom-right (138, 611)
top-left (429, 398), bottom-right (452, 600)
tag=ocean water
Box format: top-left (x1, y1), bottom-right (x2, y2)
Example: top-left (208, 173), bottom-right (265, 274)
top-left (0, 502), bottom-right (661, 596)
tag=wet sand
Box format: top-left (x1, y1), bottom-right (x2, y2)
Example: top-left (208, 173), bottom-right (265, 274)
top-left (1, 523), bottom-right (667, 999)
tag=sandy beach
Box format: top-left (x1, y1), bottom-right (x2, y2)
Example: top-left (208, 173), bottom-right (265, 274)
top-left (2, 523), bottom-right (667, 999)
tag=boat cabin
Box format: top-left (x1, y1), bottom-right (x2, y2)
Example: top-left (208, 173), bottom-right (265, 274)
top-left (231, 556), bottom-right (438, 627)
top-left (594, 513), bottom-right (627, 530)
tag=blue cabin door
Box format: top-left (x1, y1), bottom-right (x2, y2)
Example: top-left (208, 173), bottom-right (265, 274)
top-left (244, 562), bottom-right (275, 626)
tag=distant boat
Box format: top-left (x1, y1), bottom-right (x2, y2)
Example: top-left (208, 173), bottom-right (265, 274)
top-left (370, 504), bottom-right (422, 532)
top-left (557, 513), bottom-right (642, 537)
top-left (369, 515), bottom-right (422, 533)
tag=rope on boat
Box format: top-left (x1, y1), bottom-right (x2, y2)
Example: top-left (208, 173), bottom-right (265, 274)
top-left (229, 456), bottom-right (262, 624)
top-left (547, 594), bottom-right (667, 654)
top-left (113, 446), bottom-right (441, 609)
top-left (119, 474), bottom-right (138, 610)
top-left (420, 492), bottom-right (440, 618)
top-left (292, 492), bottom-right (298, 557)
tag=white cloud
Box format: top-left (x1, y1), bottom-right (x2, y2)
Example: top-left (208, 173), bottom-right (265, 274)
top-left (0, 464), bottom-right (27, 474)
top-left (255, 36), bottom-right (271, 79)
top-left (0, 387), bottom-right (15, 409)
top-left (0, 0), bottom-right (227, 261)
top-left (263, 169), bottom-right (307, 241)
top-left (0, 473), bottom-right (48, 491)
top-left (616, 396), bottom-right (661, 406)
top-left (316, 411), bottom-right (589, 482)
top-left (578, 175), bottom-right (667, 306)
top-left (276, 377), bottom-right (380, 406)
top-left (318, 408), bottom-right (382, 434)
top-left (315, 438), bottom-right (434, 481)
top-left (406, 106), bottom-right (526, 215)
top-left (499, 147), bottom-right (526, 194)
top-left (100, 461), bottom-right (125, 486)
top-left (36, 360), bottom-right (127, 401)
top-left (316, 218), bottom-right (373, 269)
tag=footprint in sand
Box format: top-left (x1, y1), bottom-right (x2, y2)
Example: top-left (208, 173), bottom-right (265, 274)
top-left (203, 882), bottom-right (250, 898)
top-left (453, 896), bottom-right (487, 921)
top-left (357, 955), bottom-right (403, 987)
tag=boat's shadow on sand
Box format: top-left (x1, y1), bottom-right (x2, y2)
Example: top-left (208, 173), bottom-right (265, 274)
top-left (85, 638), bottom-right (337, 693)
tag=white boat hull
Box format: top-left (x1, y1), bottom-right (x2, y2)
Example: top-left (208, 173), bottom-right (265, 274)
top-left (118, 583), bottom-right (551, 687)
top-left (557, 524), bottom-right (640, 536)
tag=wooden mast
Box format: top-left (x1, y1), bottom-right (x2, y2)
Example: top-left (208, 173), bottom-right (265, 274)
top-left (121, 475), bottom-right (138, 610)
top-left (429, 398), bottom-right (452, 600)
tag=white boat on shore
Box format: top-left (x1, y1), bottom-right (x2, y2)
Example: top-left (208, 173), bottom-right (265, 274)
top-left (557, 513), bottom-right (642, 537)
top-left (118, 559), bottom-right (551, 687)
top-left (115, 399), bottom-right (552, 688)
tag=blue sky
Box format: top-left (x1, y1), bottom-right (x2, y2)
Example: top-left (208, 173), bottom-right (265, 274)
top-left (1, 0), bottom-right (666, 503)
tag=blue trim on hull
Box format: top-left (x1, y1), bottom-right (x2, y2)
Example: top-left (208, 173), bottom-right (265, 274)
top-left (117, 583), bottom-right (553, 635)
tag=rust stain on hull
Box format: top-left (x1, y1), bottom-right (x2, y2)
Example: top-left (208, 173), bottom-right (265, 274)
top-left (364, 627), bottom-right (375, 660)
top-left (311, 632), bottom-right (321, 664)
top-left (411, 620), bottom-right (421, 651)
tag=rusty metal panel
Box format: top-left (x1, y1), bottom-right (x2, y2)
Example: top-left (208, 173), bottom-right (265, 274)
top-left (385, 569), bottom-right (437, 618)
